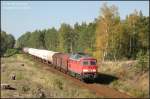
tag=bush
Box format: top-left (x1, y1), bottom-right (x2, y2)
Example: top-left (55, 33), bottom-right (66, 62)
top-left (135, 51), bottom-right (149, 72)
top-left (131, 89), bottom-right (148, 98)
top-left (4, 49), bottom-right (19, 57)
top-left (21, 85), bottom-right (30, 92)
top-left (54, 79), bottom-right (63, 90)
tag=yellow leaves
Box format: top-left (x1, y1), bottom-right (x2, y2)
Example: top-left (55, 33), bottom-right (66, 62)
top-left (127, 10), bottom-right (140, 28)
top-left (95, 3), bottom-right (120, 61)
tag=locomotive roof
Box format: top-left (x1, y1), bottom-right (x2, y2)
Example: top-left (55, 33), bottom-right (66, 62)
top-left (69, 53), bottom-right (91, 60)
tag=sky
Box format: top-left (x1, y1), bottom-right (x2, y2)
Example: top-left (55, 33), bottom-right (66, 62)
top-left (1, 1), bottom-right (149, 39)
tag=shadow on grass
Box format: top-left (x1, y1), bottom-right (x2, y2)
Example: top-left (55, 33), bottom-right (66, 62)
top-left (3, 51), bottom-right (22, 57)
top-left (7, 87), bottom-right (16, 90)
top-left (4, 53), bottom-right (17, 57)
top-left (94, 72), bottom-right (118, 85)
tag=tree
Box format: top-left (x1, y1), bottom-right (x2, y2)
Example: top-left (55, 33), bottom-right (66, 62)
top-left (137, 15), bottom-right (149, 53)
top-left (28, 30), bottom-right (45, 49)
top-left (95, 3), bottom-right (119, 61)
top-left (17, 32), bottom-right (31, 48)
top-left (73, 22), bottom-right (96, 56)
top-left (17, 30), bottom-right (46, 49)
top-left (1, 31), bottom-right (15, 56)
top-left (1, 31), bottom-right (8, 54)
top-left (59, 23), bottom-right (78, 53)
top-left (6, 34), bottom-right (15, 48)
top-left (76, 22), bottom-right (87, 52)
top-left (125, 10), bottom-right (140, 59)
top-left (44, 27), bottom-right (59, 51)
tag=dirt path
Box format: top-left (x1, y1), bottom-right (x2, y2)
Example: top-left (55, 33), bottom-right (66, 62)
top-left (88, 84), bottom-right (131, 98)
top-left (28, 55), bottom-right (132, 98)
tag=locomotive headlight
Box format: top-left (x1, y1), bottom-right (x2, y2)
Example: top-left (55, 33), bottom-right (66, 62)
top-left (83, 69), bottom-right (88, 72)
top-left (83, 69), bottom-right (96, 72)
top-left (92, 69), bottom-right (96, 72)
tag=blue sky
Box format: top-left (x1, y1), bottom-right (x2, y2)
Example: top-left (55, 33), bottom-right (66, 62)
top-left (1, 1), bottom-right (149, 39)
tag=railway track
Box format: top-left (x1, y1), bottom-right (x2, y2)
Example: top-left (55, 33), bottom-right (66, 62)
top-left (26, 54), bottom-right (132, 98)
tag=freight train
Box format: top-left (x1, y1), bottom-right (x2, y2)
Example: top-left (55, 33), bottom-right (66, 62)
top-left (23, 47), bottom-right (98, 81)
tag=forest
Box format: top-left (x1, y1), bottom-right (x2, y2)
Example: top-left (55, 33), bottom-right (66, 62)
top-left (1, 3), bottom-right (149, 62)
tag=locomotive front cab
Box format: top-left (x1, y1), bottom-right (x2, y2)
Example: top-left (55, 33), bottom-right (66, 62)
top-left (69, 52), bottom-right (98, 81)
top-left (81, 58), bottom-right (98, 80)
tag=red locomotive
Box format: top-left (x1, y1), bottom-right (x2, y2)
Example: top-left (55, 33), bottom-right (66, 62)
top-left (69, 53), bottom-right (97, 80)
top-left (53, 52), bottom-right (97, 81)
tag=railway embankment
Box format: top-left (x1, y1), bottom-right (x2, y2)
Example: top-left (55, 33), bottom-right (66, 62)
top-left (99, 61), bottom-right (149, 98)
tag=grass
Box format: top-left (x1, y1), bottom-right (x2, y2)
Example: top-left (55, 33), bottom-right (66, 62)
top-left (1, 54), bottom-right (99, 98)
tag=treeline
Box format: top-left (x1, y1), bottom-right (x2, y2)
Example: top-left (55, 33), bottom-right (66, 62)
top-left (17, 22), bottom-right (96, 55)
top-left (1, 31), bottom-right (16, 56)
top-left (95, 3), bottom-right (149, 61)
top-left (17, 3), bottom-right (149, 61)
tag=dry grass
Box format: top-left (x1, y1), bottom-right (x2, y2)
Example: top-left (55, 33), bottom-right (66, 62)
top-left (99, 61), bottom-right (149, 98)
top-left (1, 54), bottom-right (99, 98)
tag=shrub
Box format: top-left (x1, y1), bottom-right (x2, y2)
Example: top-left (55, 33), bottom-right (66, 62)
top-left (131, 89), bottom-right (148, 98)
top-left (135, 51), bottom-right (149, 72)
top-left (54, 79), bottom-right (63, 90)
top-left (4, 49), bottom-right (19, 57)
top-left (22, 85), bottom-right (30, 92)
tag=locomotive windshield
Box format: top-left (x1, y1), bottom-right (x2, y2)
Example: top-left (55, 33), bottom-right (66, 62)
top-left (83, 61), bottom-right (89, 65)
top-left (90, 61), bottom-right (96, 65)
top-left (82, 60), bottom-right (96, 66)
